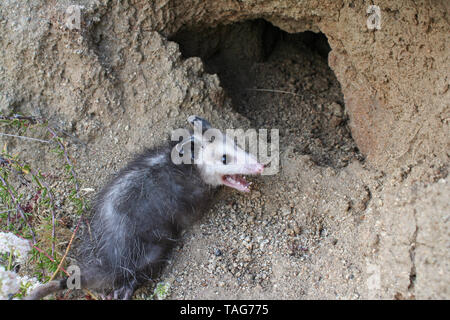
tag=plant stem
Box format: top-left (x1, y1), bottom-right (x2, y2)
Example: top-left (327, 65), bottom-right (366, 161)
top-left (0, 132), bottom-right (50, 144)
top-left (7, 251), bottom-right (13, 271)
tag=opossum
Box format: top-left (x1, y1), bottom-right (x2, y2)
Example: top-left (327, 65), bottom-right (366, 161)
top-left (25, 116), bottom-right (264, 300)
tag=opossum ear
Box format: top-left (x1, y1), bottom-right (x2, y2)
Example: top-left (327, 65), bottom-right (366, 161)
top-left (187, 115), bottom-right (212, 133)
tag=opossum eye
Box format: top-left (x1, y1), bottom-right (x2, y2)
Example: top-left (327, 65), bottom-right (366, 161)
top-left (222, 154), bottom-right (227, 165)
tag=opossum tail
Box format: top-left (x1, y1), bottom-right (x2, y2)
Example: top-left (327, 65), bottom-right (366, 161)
top-left (24, 278), bottom-right (67, 300)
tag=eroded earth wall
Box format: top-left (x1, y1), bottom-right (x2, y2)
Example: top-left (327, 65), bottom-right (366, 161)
top-left (0, 0), bottom-right (448, 299)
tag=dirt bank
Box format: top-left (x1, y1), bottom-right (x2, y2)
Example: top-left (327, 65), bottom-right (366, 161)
top-left (0, 0), bottom-right (448, 299)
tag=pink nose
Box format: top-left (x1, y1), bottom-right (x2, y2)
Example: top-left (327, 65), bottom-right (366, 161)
top-left (256, 163), bottom-right (264, 174)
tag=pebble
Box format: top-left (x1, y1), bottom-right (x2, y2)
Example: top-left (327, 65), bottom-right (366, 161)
top-left (281, 206), bottom-right (291, 216)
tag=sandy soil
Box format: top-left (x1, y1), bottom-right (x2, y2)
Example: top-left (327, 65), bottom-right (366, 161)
top-left (0, 1), bottom-right (448, 300)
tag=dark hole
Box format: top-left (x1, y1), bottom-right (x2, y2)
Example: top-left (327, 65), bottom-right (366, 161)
top-left (171, 19), bottom-right (362, 168)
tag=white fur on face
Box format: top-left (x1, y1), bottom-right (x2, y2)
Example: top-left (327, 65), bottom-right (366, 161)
top-left (195, 133), bottom-right (263, 190)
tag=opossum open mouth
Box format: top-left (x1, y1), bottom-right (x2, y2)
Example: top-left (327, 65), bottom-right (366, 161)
top-left (222, 174), bottom-right (251, 192)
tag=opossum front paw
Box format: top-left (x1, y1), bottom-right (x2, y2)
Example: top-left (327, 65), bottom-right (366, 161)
top-left (113, 287), bottom-right (134, 300)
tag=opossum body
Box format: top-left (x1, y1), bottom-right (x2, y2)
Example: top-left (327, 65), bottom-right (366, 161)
top-left (77, 146), bottom-right (213, 299)
top-left (26, 116), bottom-right (263, 300)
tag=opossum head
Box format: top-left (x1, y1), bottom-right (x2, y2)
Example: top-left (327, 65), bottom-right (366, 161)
top-left (177, 116), bottom-right (264, 192)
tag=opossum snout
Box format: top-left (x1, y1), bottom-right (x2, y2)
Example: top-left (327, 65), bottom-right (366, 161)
top-left (248, 163), bottom-right (264, 174)
top-left (219, 162), bottom-right (264, 192)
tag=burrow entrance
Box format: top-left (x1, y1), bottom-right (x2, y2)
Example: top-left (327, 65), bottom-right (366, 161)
top-left (171, 19), bottom-right (362, 168)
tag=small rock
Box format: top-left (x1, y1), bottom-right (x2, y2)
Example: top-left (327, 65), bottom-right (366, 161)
top-left (329, 102), bottom-right (343, 117)
top-left (281, 206), bottom-right (291, 216)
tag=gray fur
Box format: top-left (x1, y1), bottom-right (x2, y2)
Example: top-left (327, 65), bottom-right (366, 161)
top-left (27, 143), bottom-right (215, 300)
top-left (76, 144), bottom-right (214, 298)
top-left (25, 116), bottom-right (262, 300)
